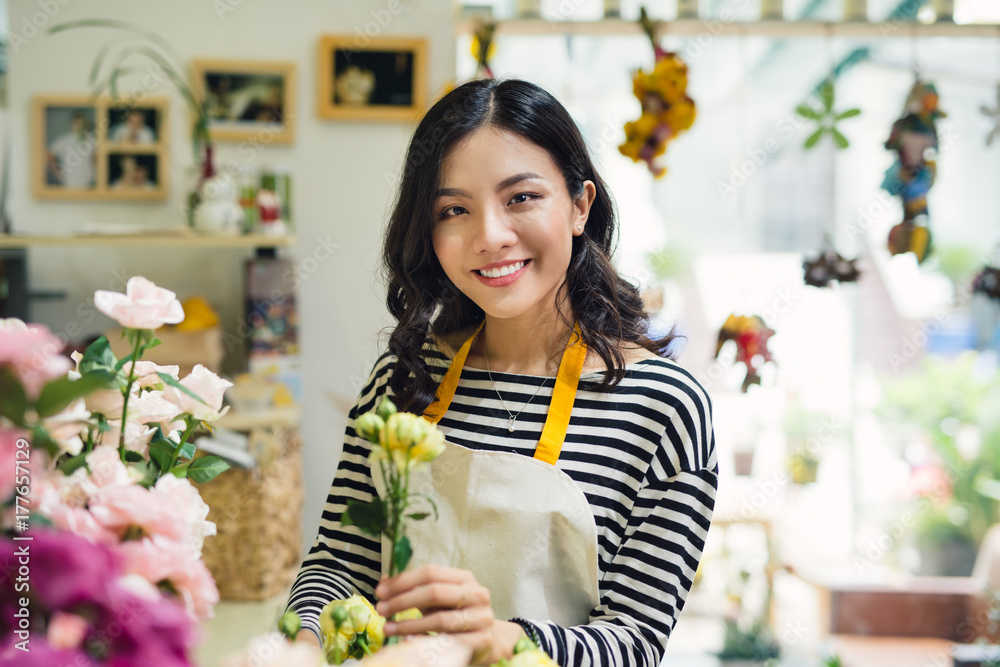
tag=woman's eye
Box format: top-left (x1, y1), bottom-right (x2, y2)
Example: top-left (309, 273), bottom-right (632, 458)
top-left (439, 205), bottom-right (468, 218)
top-left (508, 193), bottom-right (539, 206)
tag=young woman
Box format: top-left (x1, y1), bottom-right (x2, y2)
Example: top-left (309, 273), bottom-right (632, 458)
top-left (286, 78), bottom-right (717, 667)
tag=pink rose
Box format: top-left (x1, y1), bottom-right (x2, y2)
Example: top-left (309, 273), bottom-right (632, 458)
top-left (98, 418), bottom-right (156, 456)
top-left (0, 318), bottom-right (72, 398)
top-left (94, 277), bottom-right (185, 330)
top-left (163, 364), bottom-right (233, 421)
top-left (152, 474), bottom-right (216, 553)
top-left (119, 535), bottom-right (220, 621)
top-left (129, 389), bottom-right (184, 431)
top-left (41, 398), bottom-right (91, 457)
top-left (85, 387), bottom-right (126, 418)
top-left (122, 360), bottom-right (180, 389)
top-left (86, 445), bottom-right (139, 489)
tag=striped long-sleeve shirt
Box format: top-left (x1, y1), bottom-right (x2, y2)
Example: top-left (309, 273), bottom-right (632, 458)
top-left (285, 338), bottom-right (718, 666)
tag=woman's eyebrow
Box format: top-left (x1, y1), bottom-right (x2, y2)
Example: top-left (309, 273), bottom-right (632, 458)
top-left (434, 172), bottom-right (544, 199)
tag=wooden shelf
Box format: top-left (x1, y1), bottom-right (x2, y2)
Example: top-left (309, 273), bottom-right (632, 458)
top-left (216, 406), bottom-right (300, 431)
top-left (0, 233), bottom-right (295, 249)
top-left (455, 18), bottom-right (1000, 39)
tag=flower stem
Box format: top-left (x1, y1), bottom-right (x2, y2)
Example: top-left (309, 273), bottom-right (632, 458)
top-left (118, 328), bottom-right (145, 454)
top-left (166, 418), bottom-right (198, 473)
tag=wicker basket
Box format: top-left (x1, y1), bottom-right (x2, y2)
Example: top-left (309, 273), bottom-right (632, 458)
top-left (197, 424), bottom-right (303, 601)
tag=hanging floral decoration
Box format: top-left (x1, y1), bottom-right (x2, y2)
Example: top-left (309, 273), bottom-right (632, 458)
top-left (715, 314), bottom-right (775, 393)
top-left (618, 8), bottom-right (696, 178)
top-left (881, 80), bottom-right (946, 264)
top-left (471, 21), bottom-right (497, 80)
top-left (972, 265), bottom-right (1000, 301)
top-left (980, 84), bottom-right (1000, 147)
top-left (795, 78), bottom-right (861, 150)
top-left (803, 246), bottom-right (861, 288)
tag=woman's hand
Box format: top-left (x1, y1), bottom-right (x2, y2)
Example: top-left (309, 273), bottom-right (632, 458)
top-left (375, 564), bottom-right (524, 666)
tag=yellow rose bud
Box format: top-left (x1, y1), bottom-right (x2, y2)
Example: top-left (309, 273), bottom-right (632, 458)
top-left (375, 396), bottom-right (397, 421)
top-left (277, 609), bottom-right (301, 640)
top-left (356, 412), bottom-right (385, 444)
top-left (411, 427), bottom-right (445, 465)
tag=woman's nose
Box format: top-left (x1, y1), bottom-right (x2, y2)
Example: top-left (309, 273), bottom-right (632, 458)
top-left (471, 205), bottom-right (517, 254)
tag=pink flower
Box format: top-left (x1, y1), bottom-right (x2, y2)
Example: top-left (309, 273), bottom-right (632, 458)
top-left (41, 398), bottom-right (91, 457)
top-left (86, 445), bottom-right (138, 489)
top-left (151, 474), bottom-right (216, 553)
top-left (47, 611), bottom-right (89, 651)
top-left (118, 535), bottom-right (220, 621)
top-left (85, 387), bottom-right (126, 418)
top-left (94, 277), bottom-right (185, 330)
top-left (163, 364), bottom-right (233, 421)
top-left (122, 360), bottom-right (180, 389)
top-left (129, 389), bottom-right (184, 431)
top-left (98, 419), bottom-right (156, 455)
top-left (0, 428), bottom-right (27, 500)
top-left (0, 318), bottom-right (72, 398)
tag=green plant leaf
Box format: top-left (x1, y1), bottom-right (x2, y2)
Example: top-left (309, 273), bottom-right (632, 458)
top-left (821, 79), bottom-right (835, 112)
top-left (148, 438), bottom-right (174, 472)
top-left (36, 370), bottom-right (118, 418)
top-left (123, 450), bottom-right (145, 463)
top-left (0, 366), bottom-right (28, 426)
top-left (156, 372), bottom-right (209, 406)
top-left (407, 512), bottom-right (431, 521)
top-left (831, 127), bottom-right (850, 149)
top-left (342, 498), bottom-right (387, 536)
top-left (393, 535), bottom-right (413, 573)
top-left (795, 104), bottom-right (820, 120)
top-left (131, 460), bottom-right (158, 488)
top-left (57, 451), bottom-right (88, 475)
top-left (835, 108), bottom-right (861, 121)
top-left (803, 127), bottom-right (825, 149)
top-left (81, 336), bottom-right (118, 374)
top-left (170, 462), bottom-right (190, 478)
top-left (178, 442), bottom-right (196, 461)
top-left (187, 455), bottom-right (230, 483)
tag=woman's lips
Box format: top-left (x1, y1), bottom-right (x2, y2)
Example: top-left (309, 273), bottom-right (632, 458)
top-left (472, 259), bottom-right (530, 287)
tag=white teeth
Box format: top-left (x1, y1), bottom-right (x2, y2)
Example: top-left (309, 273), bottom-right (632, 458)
top-left (478, 260), bottom-right (525, 279)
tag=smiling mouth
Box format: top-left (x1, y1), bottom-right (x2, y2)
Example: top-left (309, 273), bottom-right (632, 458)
top-left (475, 260), bottom-right (528, 279)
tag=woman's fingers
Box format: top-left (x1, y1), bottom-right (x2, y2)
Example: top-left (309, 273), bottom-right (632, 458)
top-left (386, 605), bottom-right (493, 637)
top-left (376, 564), bottom-right (470, 600)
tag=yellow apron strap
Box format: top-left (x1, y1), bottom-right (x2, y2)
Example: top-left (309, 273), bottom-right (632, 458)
top-left (424, 321), bottom-right (485, 424)
top-left (534, 323), bottom-right (586, 465)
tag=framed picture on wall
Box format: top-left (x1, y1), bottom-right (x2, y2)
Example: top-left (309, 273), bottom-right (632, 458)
top-left (191, 60), bottom-right (297, 144)
top-left (317, 35), bottom-right (427, 122)
top-left (32, 95), bottom-right (170, 201)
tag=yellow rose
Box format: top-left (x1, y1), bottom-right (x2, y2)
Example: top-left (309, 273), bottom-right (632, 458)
top-left (508, 648), bottom-right (559, 667)
top-left (356, 413), bottom-right (386, 444)
top-left (319, 594), bottom-right (386, 664)
top-left (379, 413), bottom-right (444, 471)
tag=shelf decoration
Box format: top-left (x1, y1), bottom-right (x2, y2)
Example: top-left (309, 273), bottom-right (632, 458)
top-left (803, 244), bottom-right (861, 288)
top-left (973, 265), bottom-right (1000, 301)
top-left (881, 80), bottom-right (945, 264)
top-left (795, 79), bottom-right (861, 150)
top-left (618, 8), bottom-right (696, 178)
top-left (471, 21), bottom-right (497, 80)
top-left (980, 85), bottom-right (1000, 147)
top-left (715, 314), bottom-right (775, 393)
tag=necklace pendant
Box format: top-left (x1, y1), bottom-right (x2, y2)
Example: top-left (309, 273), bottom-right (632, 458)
top-left (506, 417), bottom-right (516, 432)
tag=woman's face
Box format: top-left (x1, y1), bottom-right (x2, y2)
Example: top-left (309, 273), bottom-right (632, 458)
top-left (431, 127), bottom-right (595, 322)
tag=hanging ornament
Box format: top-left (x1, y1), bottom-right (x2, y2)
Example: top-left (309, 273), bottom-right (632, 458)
top-left (471, 21), bottom-right (497, 79)
top-left (881, 80), bottom-right (945, 264)
top-left (795, 78), bottom-right (861, 150)
top-left (618, 8), bottom-right (696, 178)
top-left (973, 265), bottom-right (1000, 301)
top-left (803, 246), bottom-right (861, 288)
top-left (715, 314), bottom-right (776, 393)
top-left (981, 85), bottom-right (1000, 147)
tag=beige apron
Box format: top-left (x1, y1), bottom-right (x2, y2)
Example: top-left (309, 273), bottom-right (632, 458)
top-left (373, 322), bottom-right (601, 626)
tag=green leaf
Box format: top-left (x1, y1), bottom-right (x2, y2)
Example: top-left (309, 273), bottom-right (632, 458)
top-left (803, 127), bottom-right (825, 149)
top-left (393, 535), bottom-right (413, 573)
top-left (156, 372), bottom-right (209, 406)
top-left (795, 104), bottom-right (820, 120)
top-left (178, 442), bottom-right (196, 461)
top-left (419, 493), bottom-right (439, 521)
top-left (131, 460), bottom-right (158, 488)
top-left (123, 450), bottom-right (145, 463)
top-left (81, 336), bottom-right (118, 374)
top-left (407, 512), bottom-right (431, 521)
top-left (57, 451), bottom-right (88, 475)
top-left (831, 127), bottom-right (850, 149)
top-left (342, 498), bottom-right (387, 536)
top-left (149, 438), bottom-right (174, 472)
top-left (170, 462), bottom-right (190, 478)
top-left (36, 370), bottom-right (118, 418)
top-left (835, 108), bottom-right (861, 121)
top-left (187, 455), bottom-right (230, 483)
top-left (821, 80), bottom-right (835, 112)
top-left (0, 366), bottom-right (28, 426)
top-left (145, 337), bottom-right (162, 351)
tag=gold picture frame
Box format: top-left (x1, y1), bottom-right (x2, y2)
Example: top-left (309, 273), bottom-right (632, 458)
top-left (317, 35), bottom-right (427, 122)
top-left (33, 95), bottom-right (170, 202)
top-left (190, 59), bottom-right (297, 144)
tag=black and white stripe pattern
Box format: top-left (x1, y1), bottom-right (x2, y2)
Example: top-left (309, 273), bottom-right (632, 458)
top-left (285, 339), bottom-right (718, 666)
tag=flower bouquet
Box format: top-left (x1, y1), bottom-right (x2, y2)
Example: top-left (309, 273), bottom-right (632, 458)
top-left (1, 277), bottom-right (233, 664)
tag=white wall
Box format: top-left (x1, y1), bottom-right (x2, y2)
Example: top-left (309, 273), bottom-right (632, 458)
top-left (7, 0), bottom-right (455, 558)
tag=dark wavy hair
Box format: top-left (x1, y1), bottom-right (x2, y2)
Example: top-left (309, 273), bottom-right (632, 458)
top-left (381, 78), bottom-right (676, 413)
